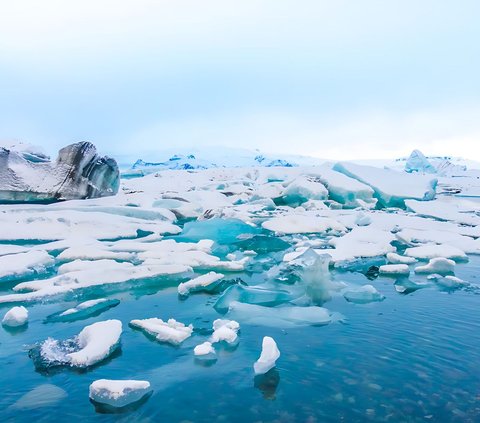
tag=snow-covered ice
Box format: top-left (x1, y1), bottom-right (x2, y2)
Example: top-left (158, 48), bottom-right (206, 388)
top-left (379, 264), bottom-right (410, 276)
top-left (2, 306), bottom-right (29, 327)
top-left (89, 379), bottom-right (152, 408)
top-left (414, 258), bottom-right (455, 275)
top-left (253, 336), bottom-right (280, 375)
top-left (343, 285), bottom-right (385, 304)
top-left (211, 319), bottom-right (240, 344)
top-left (178, 272), bottom-right (225, 296)
top-left (130, 318), bottom-right (193, 345)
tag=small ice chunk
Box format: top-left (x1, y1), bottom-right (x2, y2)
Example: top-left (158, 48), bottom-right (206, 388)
top-left (379, 264), bottom-right (410, 276)
top-left (211, 319), bottom-right (240, 344)
top-left (194, 341), bottom-right (216, 357)
top-left (89, 379), bottom-right (152, 408)
top-left (414, 258), bottom-right (455, 275)
top-left (178, 272), bottom-right (224, 296)
top-left (254, 336), bottom-right (280, 375)
top-left (355, 212), bottom-right (372, 226)
top-left (386, 252), bottom-right (417, 265)
top-left (67, 320), bottom-right (122, 367)
top-left (2, 306), bottom-right (28, 327)
top-left (343, 284), bottom-right (385, 304)
top-left (405, 245), bottom-right (467, 261)
top-left (130, 318), bottom-right (193, 345)
top-left (428, 274), bottom-right (467, 288)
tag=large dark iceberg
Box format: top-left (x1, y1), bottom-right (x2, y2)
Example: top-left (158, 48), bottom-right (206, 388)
top-left (0, 142), bottom-right (119, 203)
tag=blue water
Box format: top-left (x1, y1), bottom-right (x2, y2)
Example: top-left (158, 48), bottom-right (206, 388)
top-left (1, 245), bottom-right (480, 421)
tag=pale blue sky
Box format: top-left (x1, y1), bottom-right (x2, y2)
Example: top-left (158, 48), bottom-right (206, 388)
top-left (1, 1), bottom-right (479, 160)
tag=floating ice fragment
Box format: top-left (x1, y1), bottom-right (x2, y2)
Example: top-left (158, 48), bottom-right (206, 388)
top-left (89, 379), bottom-right (152, 408)
top-left (214, 284), bottom-right (292, 313)
top-left (414, 258), bottom-right (455, 275)
top-left (67, 320), bottom-right (122, 367)
top-left (227, 301), bottom-right (331, 328)
top-left (386, 252), bottom-right (417, 265)
top-left (254, 337), bottom-right (280, 375)
top-left (178, 272), bottom-right (224, 296)
top-left (427, 274), bottom-right (468, 289)
top-left (0, 250), bottom-right (54, 281)
top-left (130, 318), bottom-right (193, 345)
top-left (379, 264), bottom-right (410, 276)
top-left (211, 319), bottom-right (240, 344)
top-left (194, 342), bottom-right (216, 357)
top-left (2, 306), bottom-right (28, 327)
top-left (343, 285), bottom-right (385, 304)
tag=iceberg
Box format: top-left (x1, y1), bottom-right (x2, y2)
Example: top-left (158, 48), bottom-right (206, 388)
top-left (89, 379), bottom-right (152, 409)
top-left (414, 258), bottom-right (455, 275)
top-left (0, 142), bottom-right (119, 202)
top-left (178, 272), bottom-right (225, 296)
top-left (405, 150), bottom-right (437, 174)
top-left (343, 284), bottom-right (385, 304)
top-left (210, 319), bottom-right (240, 344)
top-left (2, 306), bottom-right (28, 327)
top-left (130, 318), bottom-right (193, 345)
top-left (254, 337), bottom-right (280, 375)
top-left (333, 162), bottom-right (437, 208)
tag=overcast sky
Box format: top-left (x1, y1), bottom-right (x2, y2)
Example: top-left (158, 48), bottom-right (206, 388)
top-left (1, 1), bottom-right (479, 160)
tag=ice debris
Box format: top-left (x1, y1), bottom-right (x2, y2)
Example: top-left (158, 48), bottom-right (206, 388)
top-left (414, 258), bottom-right (455, 275)
top-left (178, 272), bottom-right (224, 296)
top-left (343, 285), bottom-right (385, 304)
top-left (210, 319), bottom-right (240, 344)
top-left (89, 379), bottom-right (152, 408)
top-left (2, 306), bottom-right (28, 327)
top-left (254, 336), bottom-right (280, 375)
top-left (130, 318), bottom-right (193, 345)
top-left (405, 150), bottom-right (437, 174)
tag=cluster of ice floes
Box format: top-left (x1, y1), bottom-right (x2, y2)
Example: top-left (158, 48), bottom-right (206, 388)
top-left (3, 156), bottom-right (480, 411)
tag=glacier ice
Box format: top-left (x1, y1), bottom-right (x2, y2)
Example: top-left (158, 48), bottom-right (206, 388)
top-left (0, 142), bottom-right (119, 202)
top-left (89, 379), bottom-right (152, 408)
top-left (254, 336), bottom-right (280, 375)
top-left (130, 318), bottom-right (193, 345)
top-left (2, 306), bottom-right (29, 327)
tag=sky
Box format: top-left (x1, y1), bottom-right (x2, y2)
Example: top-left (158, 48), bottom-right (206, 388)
top-left (1, 0), bottom-right (479, 161)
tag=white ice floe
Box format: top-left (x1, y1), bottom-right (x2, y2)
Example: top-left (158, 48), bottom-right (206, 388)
top-left (405, 199), bottom-right (479, 226)
top-left (427, 274), bottom-right (468, 288)
top-left (343, 284), bottom-right (385, 304)
top-left (262, 214), bottom-right (346, 235)
top-left (193, 342), bottom-right (216, 357)
top-left (178, 272), bottom-right (225, 296)
top-left (253, 336), bottom-right (280, 375)
top-left (379, 264), bottom-right (410, 276)
top-left (405, 245), bottom-right (467, 261)
top-left (0, 250), bottom-right (54, 280)
top-left (0, 259), bottom-right (191, 304)
top-left (210, 319), bottom-right (240, 344)
top-left (2, 306), bottom-right (28, 327)
top-left (414, 258), bottom-right (455, 274)
top-left (227, 301), bottom-right (331, 328)
top-left (89, 379), bottom-right (152, 408)
top-left (386, 252), bottom-right (417, 265)
top-left (130, 318), bottom-right (193, 345)
top-left (67, 320), bottom-right (122, 367)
